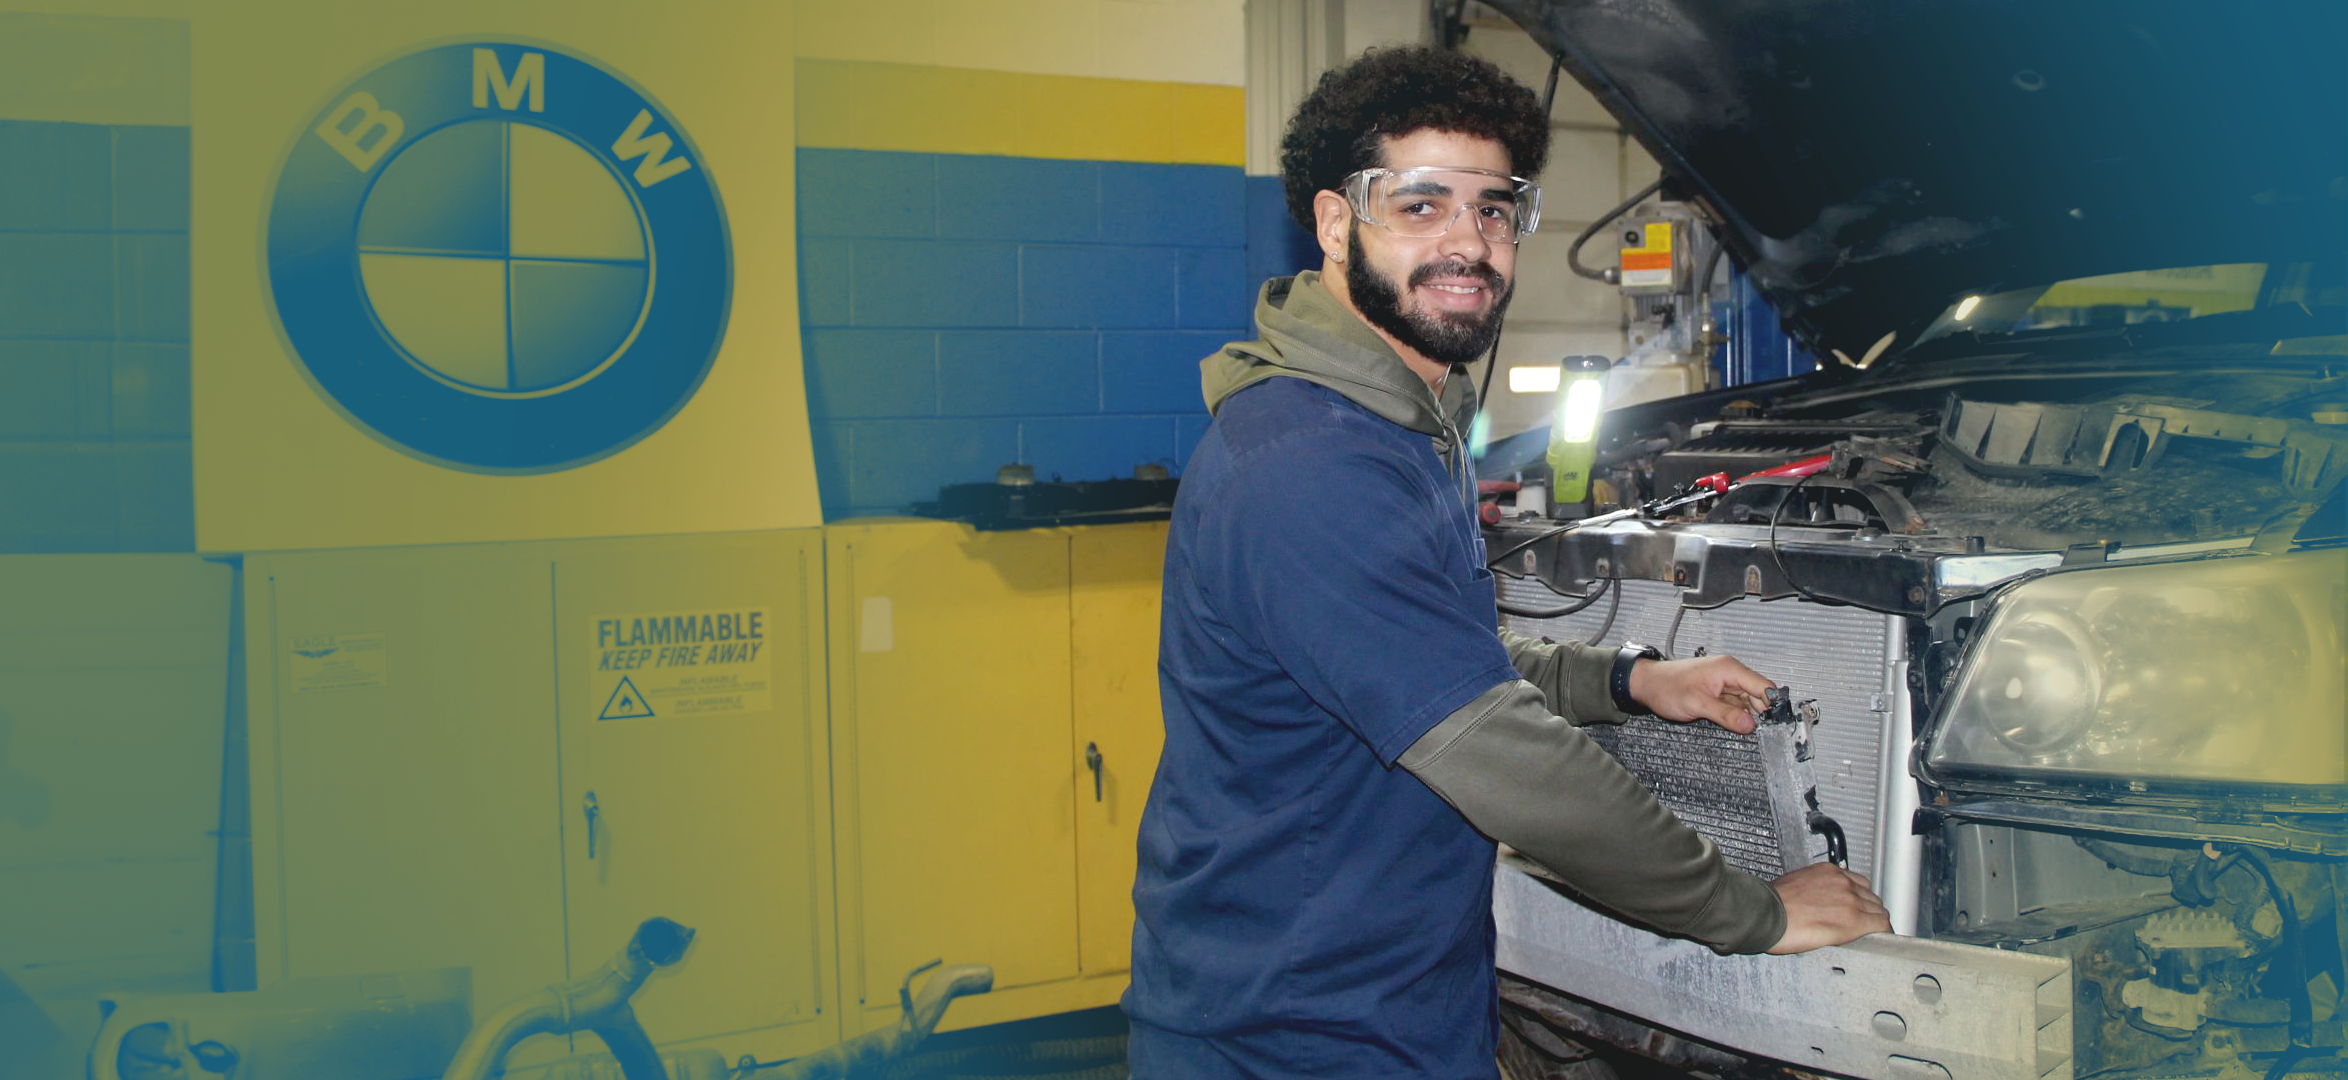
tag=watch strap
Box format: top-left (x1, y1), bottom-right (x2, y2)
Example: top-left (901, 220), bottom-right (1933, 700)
top-left (1611, 642), bottom-right (1662, 715)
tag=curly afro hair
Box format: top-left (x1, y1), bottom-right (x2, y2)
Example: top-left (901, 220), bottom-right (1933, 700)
top-left (1279, 46), bottom-right (1550, 233)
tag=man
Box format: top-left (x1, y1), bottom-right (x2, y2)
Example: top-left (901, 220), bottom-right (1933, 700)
top-left (1124, 47), bottom-right (1891, 1078)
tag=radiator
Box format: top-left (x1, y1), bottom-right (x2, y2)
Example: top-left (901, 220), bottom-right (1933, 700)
top-left (1498, 575), bottom-right (1902, 883)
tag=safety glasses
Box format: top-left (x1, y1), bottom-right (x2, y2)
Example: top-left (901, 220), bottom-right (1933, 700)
top-left (1341, 166), bottom-right (1541, 244)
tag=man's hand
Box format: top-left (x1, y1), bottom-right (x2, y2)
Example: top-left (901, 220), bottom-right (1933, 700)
top-left (1767, 863), bottom-right (1892, 954)
top-left (1625, 654), bottom-right (1776, 734)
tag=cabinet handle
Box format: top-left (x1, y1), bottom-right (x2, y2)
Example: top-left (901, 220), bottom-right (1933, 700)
top-left (584, 791), bottom-right (600, 859)
top-left (1084, 743), bottom-right (1103, 803)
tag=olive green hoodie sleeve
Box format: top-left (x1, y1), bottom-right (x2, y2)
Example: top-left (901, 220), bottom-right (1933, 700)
top-left (1398, 680), bottom-right (1788, 955)
top-left (1496, 627), bottom-right (1634, 726)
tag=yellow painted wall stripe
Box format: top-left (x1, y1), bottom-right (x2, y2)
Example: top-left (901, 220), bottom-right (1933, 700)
top-left (796, 59), bottom-right (1243, 167)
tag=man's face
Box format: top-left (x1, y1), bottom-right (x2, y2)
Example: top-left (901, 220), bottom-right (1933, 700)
top-left (1342, 130), bottom-right (1520, 366)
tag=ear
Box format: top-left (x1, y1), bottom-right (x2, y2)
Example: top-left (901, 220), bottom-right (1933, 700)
top-left (1312, 189), bottom-right (1352, 265)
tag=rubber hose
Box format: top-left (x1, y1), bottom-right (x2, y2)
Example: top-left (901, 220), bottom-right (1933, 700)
top-left (1499, 578), bottom-right (1612, 620)
top-left (1567, 179), bottom-right (1666, 283)
top-left (2075, 837), bottom-right (2175, 879)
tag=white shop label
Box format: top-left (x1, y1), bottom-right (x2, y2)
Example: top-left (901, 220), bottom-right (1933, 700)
top-left (859, 597), bottom-right (893, 653)
top-left (591, 608), bottom-right (771, 720)
top-left (288, 631), bottom-right (388, 694)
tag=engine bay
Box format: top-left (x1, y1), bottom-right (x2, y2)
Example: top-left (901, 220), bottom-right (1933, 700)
top-left (1486, 362), bottom-right (2346, 1080)
top-left (1579, 368), bottom-right (2348, 554)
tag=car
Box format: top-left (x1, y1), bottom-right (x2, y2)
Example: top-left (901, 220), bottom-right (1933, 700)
top-left (1467, 3), bottom-right (2347, 1079)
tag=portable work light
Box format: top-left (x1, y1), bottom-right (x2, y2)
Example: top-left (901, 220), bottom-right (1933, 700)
top-left (1545, 355), bottom-right (1612, 510)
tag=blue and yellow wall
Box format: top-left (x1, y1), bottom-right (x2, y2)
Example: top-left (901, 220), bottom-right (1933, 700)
top-left (0, 14), bottom-right (219, 1072)
top-left (0, 1), bottom-right (1278, 1069)
top-left (0, 3), bottom-right (1329, 547)
top-left (0, 13), bottom-right (191, 554)
top-left (792, 1), bottom-right (1257, 517)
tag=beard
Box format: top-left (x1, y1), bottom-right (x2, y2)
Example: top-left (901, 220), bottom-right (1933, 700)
top-left (1345, 225), bottom-right (1513, 366)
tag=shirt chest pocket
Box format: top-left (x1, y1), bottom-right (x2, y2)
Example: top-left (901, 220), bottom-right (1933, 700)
top-left (1455, 564), bottom-right (1500, 632)
top-left (1451, 489), bottom-right (1499, 630)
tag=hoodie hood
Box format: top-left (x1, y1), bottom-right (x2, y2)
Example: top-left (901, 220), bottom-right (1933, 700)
top-left (1202, 271), bottom-right (1477, 449)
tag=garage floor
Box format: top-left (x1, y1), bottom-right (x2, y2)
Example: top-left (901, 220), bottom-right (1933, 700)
top-left (849, 1005), bottom-right (1130, 1080)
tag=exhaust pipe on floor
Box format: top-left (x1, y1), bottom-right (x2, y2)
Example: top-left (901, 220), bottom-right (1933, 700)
top-left (441, 917), bottom-right (696, 1080)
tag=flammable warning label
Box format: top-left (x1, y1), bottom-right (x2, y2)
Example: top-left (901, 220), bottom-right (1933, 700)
top-left (590, 608), bottom-right (771, 720)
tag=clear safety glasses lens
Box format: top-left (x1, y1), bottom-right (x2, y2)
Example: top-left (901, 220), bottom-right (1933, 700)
top-left (1345, 167), bottom-right (1541, 244)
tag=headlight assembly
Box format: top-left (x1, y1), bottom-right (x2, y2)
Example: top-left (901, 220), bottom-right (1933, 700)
top-left (1969, 607), bottom-right (2102, 755)
top-left (1920, 548), bottom-right (2346, 809)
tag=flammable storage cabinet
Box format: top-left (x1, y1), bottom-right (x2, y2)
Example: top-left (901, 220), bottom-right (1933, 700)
top-left (243, 531), bottom-right (837, 1070)
top-left (825, 518), bottom-right (1167, 1034)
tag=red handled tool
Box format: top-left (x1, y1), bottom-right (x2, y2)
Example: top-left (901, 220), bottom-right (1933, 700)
top-left (1527, 453), bottom-right (1838, 531)
top-left (1641, 453), bottom-right (1833, 517)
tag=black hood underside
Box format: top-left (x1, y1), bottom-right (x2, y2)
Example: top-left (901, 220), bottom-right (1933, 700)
top-left (1481, 0), bottom-right (2348, 357)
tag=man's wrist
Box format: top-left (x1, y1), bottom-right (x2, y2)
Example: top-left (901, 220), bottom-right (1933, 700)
top-left (1610, 643), bottom-right (1662, 715)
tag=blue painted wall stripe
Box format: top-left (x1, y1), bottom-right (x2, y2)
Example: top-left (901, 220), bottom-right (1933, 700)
top-left (1243, 174), bottom-right (1317, 296)
top-left (804, 329), bottom-right (938, 420)
top-left (1102, 331), bottom-right (1226, 415)
top-left (797, 146), bottom-right (1259, 519)
top-left (0, 121), bottom-right (191, 553)
top-left (938, 331), bottom-right (1098, 416)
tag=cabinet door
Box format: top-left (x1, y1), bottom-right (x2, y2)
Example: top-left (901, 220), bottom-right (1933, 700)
top-left (827, 521), bottom-right (1078, 1022)
top-left (255, 549), bottom-right (569, 1061)
top-left (1069, 523), bottom-right (1168, 976)
top-left (552, 531), bottom-right (833, 1058)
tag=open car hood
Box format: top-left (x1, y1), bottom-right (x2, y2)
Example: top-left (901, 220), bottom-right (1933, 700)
top-left (1480, 0), bottom-right (2348, 359)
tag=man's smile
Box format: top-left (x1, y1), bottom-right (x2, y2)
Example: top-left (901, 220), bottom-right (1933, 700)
top-left (1417, 278), bottom-right (1491, 311)
top-left (1410, 262), bottom-right (1505, 315)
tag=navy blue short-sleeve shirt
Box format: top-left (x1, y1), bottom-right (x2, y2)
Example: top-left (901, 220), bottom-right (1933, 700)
top-left (1125, 378), bottom-right (1523, 1079)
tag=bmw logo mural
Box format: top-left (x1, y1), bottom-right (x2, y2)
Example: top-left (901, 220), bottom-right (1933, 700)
top-left (265, 42), bottom-right (731, 473)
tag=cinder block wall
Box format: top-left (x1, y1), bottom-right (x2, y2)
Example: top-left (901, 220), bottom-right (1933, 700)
top-left (0, 119), bottom-right (191, 553)
top-left (791, 1), bottom-right (1262, 519)
top-left (0, 13), bottom-right (214, 1067)
top-left (0, 3), bottom-right (1280, 534)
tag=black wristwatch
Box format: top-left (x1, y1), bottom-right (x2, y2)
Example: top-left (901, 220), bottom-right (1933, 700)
top-left (1611, 642), bottom-right (1664, 715)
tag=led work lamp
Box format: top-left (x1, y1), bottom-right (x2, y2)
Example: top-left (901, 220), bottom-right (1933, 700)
top-left (1543, 355), bottom-right (1612, 509)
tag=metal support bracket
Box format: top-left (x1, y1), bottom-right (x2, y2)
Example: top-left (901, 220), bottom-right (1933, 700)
top-left (1495, 862), bottom-right (2074, 1080)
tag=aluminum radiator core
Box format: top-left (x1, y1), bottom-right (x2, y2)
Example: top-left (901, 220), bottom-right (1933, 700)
top-left (1498, 576), bottom-right (1899, 883)
top-left (1579, 715), bottom-right (1823, 877)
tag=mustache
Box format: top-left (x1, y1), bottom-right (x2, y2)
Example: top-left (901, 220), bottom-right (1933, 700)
top-left (1407, 260), bottom-right (1505, 291)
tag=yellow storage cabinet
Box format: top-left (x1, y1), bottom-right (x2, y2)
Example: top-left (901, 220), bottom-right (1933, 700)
top-left (249, 546), bottom-right (571, 1066)
top-left (826, 518), bottom-right (1167, 1034)
top-left (1070, 521), bottom-right (1169, 976)
top-left (549, 532), bottom-right (837, 1055)
top-left (246, 531), bottom-right (838, 1070)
